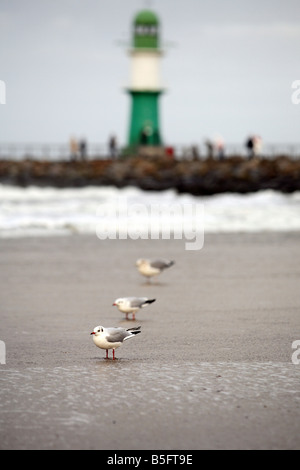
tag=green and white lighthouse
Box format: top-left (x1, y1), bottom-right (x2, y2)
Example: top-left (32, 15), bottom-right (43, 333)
top-left (126, 10), bottom-right (164, 149)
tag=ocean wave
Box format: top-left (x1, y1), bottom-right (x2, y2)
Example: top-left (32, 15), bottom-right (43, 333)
top-left (0, 184), bottom-right (300, 238)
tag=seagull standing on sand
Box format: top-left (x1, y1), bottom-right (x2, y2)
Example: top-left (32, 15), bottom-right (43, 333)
top-left (90, 325), bottom-right (141, 360)
top-left (113, 297), bottom-right (156, 321)
top-left (136, 258), bottom-right (175, 282)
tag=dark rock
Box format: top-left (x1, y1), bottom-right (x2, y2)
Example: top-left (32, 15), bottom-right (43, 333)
top-left (1, 155), bottom-right (300, 195)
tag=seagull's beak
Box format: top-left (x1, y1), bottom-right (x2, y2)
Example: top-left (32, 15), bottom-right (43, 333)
top-left (112, 303), bottom-right (116, 306)
top-left (90, 332), bottom-right (95, 335)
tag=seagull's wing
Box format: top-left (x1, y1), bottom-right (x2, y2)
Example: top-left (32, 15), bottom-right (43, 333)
top-left (127, 297), bottom-right (148, 308)
top-left (105, 328), bottom-right (129, 343)
top-left (150, 259), bottom-right (173, 270)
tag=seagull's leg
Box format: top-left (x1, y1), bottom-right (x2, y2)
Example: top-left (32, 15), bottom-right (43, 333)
top-left (106, 349), bottom-right (108, 360)
top-left (132, 312), bottom-right (135, 321)
top-left (113, 349), bottom-right (115, 360)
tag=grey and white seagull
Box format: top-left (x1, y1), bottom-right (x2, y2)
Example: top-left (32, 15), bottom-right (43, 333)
top-left (113, 297), bottom-right (156, 321)
top-left (90, 325), bottom-right (141, 360)
top-left (136, 258), bottom-right (175, 282)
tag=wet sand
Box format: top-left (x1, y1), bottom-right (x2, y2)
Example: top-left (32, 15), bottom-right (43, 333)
top-left (0, 232), bottom-right (300, 449)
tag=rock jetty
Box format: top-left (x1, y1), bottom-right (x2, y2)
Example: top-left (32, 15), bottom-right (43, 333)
top-left (0, 155), bottom-right (299, 195)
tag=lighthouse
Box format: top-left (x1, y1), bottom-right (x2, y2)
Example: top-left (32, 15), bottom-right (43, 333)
top-left (126, 10), bottom-right (164, 150)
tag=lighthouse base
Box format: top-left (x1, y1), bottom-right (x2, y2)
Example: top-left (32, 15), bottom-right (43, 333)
top-left (127, 90), bottom-right (163, 148)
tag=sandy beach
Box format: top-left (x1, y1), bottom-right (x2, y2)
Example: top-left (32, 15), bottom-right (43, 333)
top-left (0, 232), bottom-right (300, 450)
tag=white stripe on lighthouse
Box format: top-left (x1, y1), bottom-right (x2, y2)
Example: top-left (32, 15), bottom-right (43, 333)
top-left (129, 50), bottom-right (163, 91)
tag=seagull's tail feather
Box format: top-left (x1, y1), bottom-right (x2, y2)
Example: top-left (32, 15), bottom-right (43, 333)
top-left (126, 326), bottom-right (142, 335)
top-left (144, 299), bottom-right (156, 305)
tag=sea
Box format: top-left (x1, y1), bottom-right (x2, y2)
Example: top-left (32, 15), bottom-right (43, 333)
top-left (0, 184), bottom-right (300, 238)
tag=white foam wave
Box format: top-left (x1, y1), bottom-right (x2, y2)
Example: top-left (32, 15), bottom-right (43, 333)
top-left (0, 184), bottom-right (299, 238)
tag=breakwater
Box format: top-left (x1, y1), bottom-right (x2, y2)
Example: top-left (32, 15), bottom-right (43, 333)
top-left (0, 155), bottom-right (299, 195)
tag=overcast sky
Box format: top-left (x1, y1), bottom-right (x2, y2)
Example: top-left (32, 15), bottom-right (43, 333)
top-left (0, 0), bottom-right (299, 147)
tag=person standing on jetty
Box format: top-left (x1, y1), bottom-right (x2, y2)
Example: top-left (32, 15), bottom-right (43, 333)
top-left (205, 139), bottom-right (214, 158)
top-left (69, 137), bottom-right (79, 161)
top-left (246, 136), bottom-right (255, 159)
top-left (108, 135), bottom-right (118, 159)
top-left (215, 136), bottom-right (225, 160)
top-left (253, 135), bottom-right (262, 157)
top-left (246, 135), bottom-right (263, 159)
top-left (79, 138), bottom-right (87, 161)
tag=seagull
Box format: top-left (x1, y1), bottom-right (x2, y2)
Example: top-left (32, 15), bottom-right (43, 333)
top-left (136, 258), bottom-right (175, 282)
top-left (90, 325), bottom-right (141, 360)
top-left (113, 297), bottom-right (156, 321)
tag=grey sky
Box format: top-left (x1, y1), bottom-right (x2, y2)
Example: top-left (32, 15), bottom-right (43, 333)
top-left (0, 0), bottom-right (299, 147)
